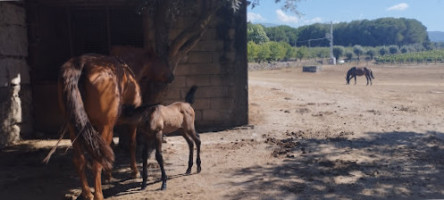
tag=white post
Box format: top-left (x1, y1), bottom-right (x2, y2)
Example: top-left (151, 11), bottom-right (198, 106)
top-left (329, 22), bottom-right (336, 65)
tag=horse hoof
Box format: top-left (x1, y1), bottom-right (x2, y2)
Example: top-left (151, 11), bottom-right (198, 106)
top-left (141, 183), bottom-right (147, 190)
top-left (78, 192), bottom-right (94, 200)
top-left (185, 169), bottom-right (191, 175)
top-left (197, 166), bottom-right (201, 173)
top-left (131, 171), bottom-right (139, 179)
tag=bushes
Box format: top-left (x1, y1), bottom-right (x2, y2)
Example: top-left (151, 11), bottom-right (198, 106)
top-left (247, 40), bottom-right (444, 65)
top-left (248, 41), bottom-right (297, 62)
top-left (375, 50), bottom-right (444, 64)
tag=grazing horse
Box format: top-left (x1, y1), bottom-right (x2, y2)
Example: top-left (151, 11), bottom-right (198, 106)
top-left (110, 46), bottom-right (175, 178)
top-left (346, 66), bottom-right (375, 85)
top-left (58, 54), bottom-right (141, 200)
top-left (121, 86), bottom-right (201, 190)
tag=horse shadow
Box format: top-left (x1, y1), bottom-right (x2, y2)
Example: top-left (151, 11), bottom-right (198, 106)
top-left (102, 148), bottom-right (192, 198)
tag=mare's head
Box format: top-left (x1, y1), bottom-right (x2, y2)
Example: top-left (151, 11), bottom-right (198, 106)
top-left (142, 55), bottom-right (174, 84)
top-left (110, 46), bottom-right (174, 84)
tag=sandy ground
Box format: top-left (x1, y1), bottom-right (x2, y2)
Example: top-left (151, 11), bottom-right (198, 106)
top-left (1, 63), bottom-right (444, 200)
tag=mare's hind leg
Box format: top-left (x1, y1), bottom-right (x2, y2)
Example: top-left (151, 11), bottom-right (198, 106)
top-left (182, 132), bottom-right (194, 174)
top-left (92, 161), bottom-right (104, 200)
top-left (93, 125), bottom-right (114, 200)
top-left (154, 131), bottom-right (168, 190)
top-left (72, 142), bottom-right (94, 200)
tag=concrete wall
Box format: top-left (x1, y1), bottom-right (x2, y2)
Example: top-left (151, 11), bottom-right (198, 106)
top-left (0, 2), bottom-right (33, 148)
top-left (160, 6), bottom-right (248, 131)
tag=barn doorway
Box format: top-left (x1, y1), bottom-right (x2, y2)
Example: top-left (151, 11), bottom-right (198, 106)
top-left (26, 1), bottom-right (144, 136)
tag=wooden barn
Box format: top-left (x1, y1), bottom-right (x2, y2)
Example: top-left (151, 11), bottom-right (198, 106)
top-left (0, 0), bottom-right (248, 148)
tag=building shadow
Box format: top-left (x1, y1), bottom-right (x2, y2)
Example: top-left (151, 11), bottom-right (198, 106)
top-left (226, 131), bottom-right (444, 199)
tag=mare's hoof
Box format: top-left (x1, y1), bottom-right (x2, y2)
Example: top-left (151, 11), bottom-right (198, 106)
top-left (131, 171), bottom-right (139, 179)
top-left (185, 169), bottom-right (192, 175)
top-left (197, 166), bottom-right (202, 173)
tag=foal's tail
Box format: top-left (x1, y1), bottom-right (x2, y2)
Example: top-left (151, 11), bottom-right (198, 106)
top-left (59, 56), bottom-right (114, 171)
top-left (185, 85), bottom-right (198, 104)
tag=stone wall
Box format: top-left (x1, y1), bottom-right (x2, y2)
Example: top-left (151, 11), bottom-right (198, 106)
top-left (0, 2), bottom-right (33, 148)
top-left (160, 5), bottom-right (249, 131)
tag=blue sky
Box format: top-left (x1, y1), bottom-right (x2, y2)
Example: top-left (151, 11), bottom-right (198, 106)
top-left (247, 0), bottom-right (444, 31)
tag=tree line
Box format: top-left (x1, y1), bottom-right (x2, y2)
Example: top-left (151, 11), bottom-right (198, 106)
top-left (247, 17), bottom-right (444, 63)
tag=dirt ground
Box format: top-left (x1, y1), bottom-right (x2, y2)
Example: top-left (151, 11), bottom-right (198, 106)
top-left (1, 63), bottom-right (444, 200)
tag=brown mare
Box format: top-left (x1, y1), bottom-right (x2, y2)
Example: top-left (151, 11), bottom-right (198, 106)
top-left (121, 86), bottom-right (201, 190)
top-left (346, 66), bottom-right (375, 85)
top-left (58, 51), bottom-right (173, 199)
top-left (110, 46), bottom-right (174, 178)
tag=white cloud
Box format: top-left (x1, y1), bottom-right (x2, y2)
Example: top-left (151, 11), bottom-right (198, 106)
top-left (304, 17), bottom-right (322, 24)
top-left (276, 9), bottom-right (299, 23)
top-left (387, 3), bottom-right (409, 11)
top-left (247, 12), bottom-right (265, 22)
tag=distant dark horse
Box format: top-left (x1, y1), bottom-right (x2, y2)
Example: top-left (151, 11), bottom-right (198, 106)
top-left (346, 66), bottom-right (375, 85)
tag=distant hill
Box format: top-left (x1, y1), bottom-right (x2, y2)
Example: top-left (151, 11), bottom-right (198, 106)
top-left (260, 23), bottom-right (279, 27)
top-left (428, 31), bottom-right (444, 42)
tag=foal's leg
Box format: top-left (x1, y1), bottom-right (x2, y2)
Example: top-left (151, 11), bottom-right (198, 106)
top-left (154, 131), bottom-right (167, 190)
top-left (128, 125), bottom-right (139, 178)
top-left (182, 132), bottom-right (194, 174)
top-left (354, 75), bottom-right (357, 85)
top-left (190, 130), bottom-right (202, 173)
top-left (141, 142), bottom-right (149, 190)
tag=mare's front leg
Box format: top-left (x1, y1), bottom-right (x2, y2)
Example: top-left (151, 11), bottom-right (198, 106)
top-left (141, 138), bottom-right (155, 190)
top-left (154, 131), bottom-right (168, 190)
top-left (129, 125), bottom-right (139, 178)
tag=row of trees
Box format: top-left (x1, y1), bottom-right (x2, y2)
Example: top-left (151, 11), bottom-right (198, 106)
top-left (248, 17), bottom-right (431, 48)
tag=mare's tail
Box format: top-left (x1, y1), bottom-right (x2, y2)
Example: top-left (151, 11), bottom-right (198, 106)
top-left (59, 57), bottom-right (114, 171)
top-left (185, 85), bottom-right (198, 104)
